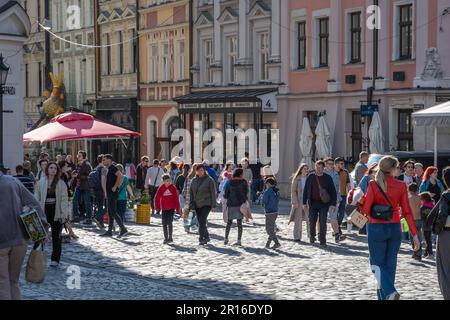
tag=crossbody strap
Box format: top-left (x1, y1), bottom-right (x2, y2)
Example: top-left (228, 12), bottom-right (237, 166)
top-left (374, 182), bottom-right (394, 207)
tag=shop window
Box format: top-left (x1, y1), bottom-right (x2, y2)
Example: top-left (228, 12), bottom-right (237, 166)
top-left (398, 109), bottom-right (413, 151)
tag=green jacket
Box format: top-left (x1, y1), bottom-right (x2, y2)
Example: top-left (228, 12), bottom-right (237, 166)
top-left (189, 174), bottom-right (217, 209)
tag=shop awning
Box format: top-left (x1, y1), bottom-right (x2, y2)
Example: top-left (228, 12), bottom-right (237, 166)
top-left (412, 100), bottom-right (450, 127)
top-left (173, 89), bottom-right (277, 104)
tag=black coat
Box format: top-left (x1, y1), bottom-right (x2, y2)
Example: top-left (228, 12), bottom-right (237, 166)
top-left (302, 173), bottom-right (337, 207)
top-left (224, 179), bottom-right (248, 207)
top-left (136, 164), bottom-right (148, 190)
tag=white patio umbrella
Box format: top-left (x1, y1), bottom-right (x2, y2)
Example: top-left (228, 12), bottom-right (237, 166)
top-left (299, 117), bottom-right (314, 168)
top-left (315, 116), bottom-right (332, 159)
top-left (368, 111), bottom-right (384, 154)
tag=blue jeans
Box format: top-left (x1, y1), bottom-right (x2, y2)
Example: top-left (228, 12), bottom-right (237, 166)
top-left (367, 223), bottom-right (402, 300)
top-left (337, 195), bottom-right (347, 226)
top-left (308, 203), bottom-right (329, 245)
top-left (117, 200), bottom-right (127, 221)
top-left (73, 187), bottom-right (92, 221)
top-left (94, 191), bottom-right (105, 222)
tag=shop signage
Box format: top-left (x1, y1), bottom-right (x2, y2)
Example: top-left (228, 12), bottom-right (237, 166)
top-left (2, 86), bottom-right (15, 95)
top-left (180, 102), bottom-right (258, 110)
top-left (258, 92), bottom-right (278, 113)
top-left (360, 104), bottom-right (378, 117)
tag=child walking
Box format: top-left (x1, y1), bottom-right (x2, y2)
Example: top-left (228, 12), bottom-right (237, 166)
top-left (262, 178), bottom-right (281, 249)
top-left (420, 192), bottom-right (435, 259)
top-left (154, 174), bottom-right (180, 244)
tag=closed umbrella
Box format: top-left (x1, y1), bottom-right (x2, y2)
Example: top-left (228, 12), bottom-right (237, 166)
top-left (315, 116), bottom-right (332, 159)
top-left (369, 111), bottom-right (384, 154)
top-left (299, 117), bottom-right (314, 168)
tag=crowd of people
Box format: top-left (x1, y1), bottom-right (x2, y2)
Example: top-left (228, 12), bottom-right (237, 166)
top-left (0, 149), bottom-right (449, 301)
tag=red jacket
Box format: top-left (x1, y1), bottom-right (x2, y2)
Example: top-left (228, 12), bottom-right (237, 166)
top-left (361, 175), bottom-right (418, 236)
top-left (154, 184), bottom-right (180, 212)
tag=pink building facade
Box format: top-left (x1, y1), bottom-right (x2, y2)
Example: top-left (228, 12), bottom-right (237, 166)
top-left (277, 0), bottom-right (450, 195)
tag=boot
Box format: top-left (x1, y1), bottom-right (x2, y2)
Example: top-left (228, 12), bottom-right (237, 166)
top-left (265, 238), bottom-right (272, 249)
top-left (271, 238), bottom-right (281, 249)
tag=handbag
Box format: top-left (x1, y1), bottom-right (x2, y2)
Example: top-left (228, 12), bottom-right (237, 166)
top-left (315, 175), bottom-right (331, 204)
top-left (370, 182), bottom-right (394, 221)
top-left (25, 244), bottom-right (48, 284)
top-left (240, 201), bottom-right (253, 220)
top-left (348, 208), bottom-right (368, 229)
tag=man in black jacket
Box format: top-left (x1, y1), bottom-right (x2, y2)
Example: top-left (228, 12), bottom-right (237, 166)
top-left (135, 156), bottom-right (149, 194)
top-left (303, 160), bottom-right (337, 247)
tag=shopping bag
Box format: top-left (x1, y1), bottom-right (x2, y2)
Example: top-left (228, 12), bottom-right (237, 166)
top-left (25, 244), bottom-right (48, 284)
top-left (347, 208), bottom-right (368, 229)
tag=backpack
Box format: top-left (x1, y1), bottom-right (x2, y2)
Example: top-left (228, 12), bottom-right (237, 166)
top-left (88, 167), bottom-right (102, 191)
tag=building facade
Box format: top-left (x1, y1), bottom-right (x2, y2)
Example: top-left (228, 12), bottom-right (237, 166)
top-left (174, 0), bottom-right (284, 164)
top-left (22, 0), bottom-right (46, 132)
top-left (138, 0), bottom-right (190, 161)
top-left (95, 0), bottom-right (138, 164)
top-left (1, 0), bottom-right (31, 169)
top-left (50, 0), bottom-right (96, 109)
top-left (277, 0), bottom-right (450, 196)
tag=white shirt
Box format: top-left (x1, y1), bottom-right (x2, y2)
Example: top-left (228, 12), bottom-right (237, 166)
top-left (145, 166), bottom-right (163, 187)
top-left (403, 175), bottom-right (414, 185)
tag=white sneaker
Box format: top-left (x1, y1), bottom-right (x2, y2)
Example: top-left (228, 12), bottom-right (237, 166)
top-left (386, 292), bottom-right (400, 300)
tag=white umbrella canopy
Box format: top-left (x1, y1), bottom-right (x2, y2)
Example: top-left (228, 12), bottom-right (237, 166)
top-left (299, 117), bottom-right (314, 168)
top-left (369, 111), bottom-right (384, 154)
top-left (315, 116), bottom-right (332, 159)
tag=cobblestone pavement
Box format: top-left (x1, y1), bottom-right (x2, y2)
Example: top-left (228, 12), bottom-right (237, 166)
top-left (20, 201), bottom-right (442, 300)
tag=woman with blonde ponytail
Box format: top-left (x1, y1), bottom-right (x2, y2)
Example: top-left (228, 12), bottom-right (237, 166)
top-left (362, 156), bottom-right (420, 300)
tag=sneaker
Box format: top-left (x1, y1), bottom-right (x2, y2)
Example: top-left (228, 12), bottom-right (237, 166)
top-left (271, 242), bottom-right (281, 250)
top-left (310, 238), bottom-right (316, 245)
top-left (93, 218), bottom-right (105, 229)
top-left (233, 240), bottom-right (242, 247)
top-left (168, 237), bottom-right (174, 244)
top-left (100, 231), bottom-right (113, 237)
top-left (163, 239), bottom-right (168, 244)
top-left (118, 229), bottom-right (129, 238)
top-left (50, 261), bottom-right (59, 267)
top-left (320, 243), bottom-right (327, 248)
top-left (386, 292), bottom-right (400, 300)
top-left (335, 234), bottom-right (347, 243)
top-left (224, 238), bottom-right (229, 245)
top-left (294, 239), bottom-right (301, 243)
top-left (199, 240), bottom-right (207, 246)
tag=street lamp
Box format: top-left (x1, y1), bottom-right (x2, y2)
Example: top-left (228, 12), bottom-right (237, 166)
top-left (0, 54), bottom-right (10, 166)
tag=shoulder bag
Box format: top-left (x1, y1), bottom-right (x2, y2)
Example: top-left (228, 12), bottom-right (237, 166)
top-left (370, 182), bottom-right (394, 221)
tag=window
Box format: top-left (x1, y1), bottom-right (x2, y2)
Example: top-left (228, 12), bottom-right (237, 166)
top-left (106, 34), bottom-right (111, 75)
top-left (75, 35), bottom-right (82, 49)
top-left (399, 4), bottom-right (412, 60)
top-left (228, 36), bottom-right (237, 83)
top-left (318, 18), bottom-right (329, 67)
top-left (178, 41), bottom-right (185, 80)
top-left (149, 45), bottom-right (158, 82)
top-left (25, 64), bottom-right (29, 97)
top-left (87, 33), bottom-right (94, 46)
top-left (351, 111), bottom-right (362, 161)
top-left (204, 39), bottom-right (213, 83)
top-left (54, 39), bottom-right (60, 51)
top-left (38, 62), bottom-right (42, 95)
top-left (398, 109), bottom-right (413, 151)
top-left (297, 22), bottom-right (306, 69)
top-left (350, 12), bottom-right (361, 63)
top-left (131, 29), bottom-right (137, 73)
top-left (162, 43), bottom-right (169, 81)
top-left (117, 31), bottom-right (123, 74)
top-left (259, 32), bottom-right (269, 81)
top-left (65, 36), bottom-right (71, 49)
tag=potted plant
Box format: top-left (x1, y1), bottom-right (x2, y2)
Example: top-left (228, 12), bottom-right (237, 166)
top-left (136, 192), bottom-right (151, 224)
